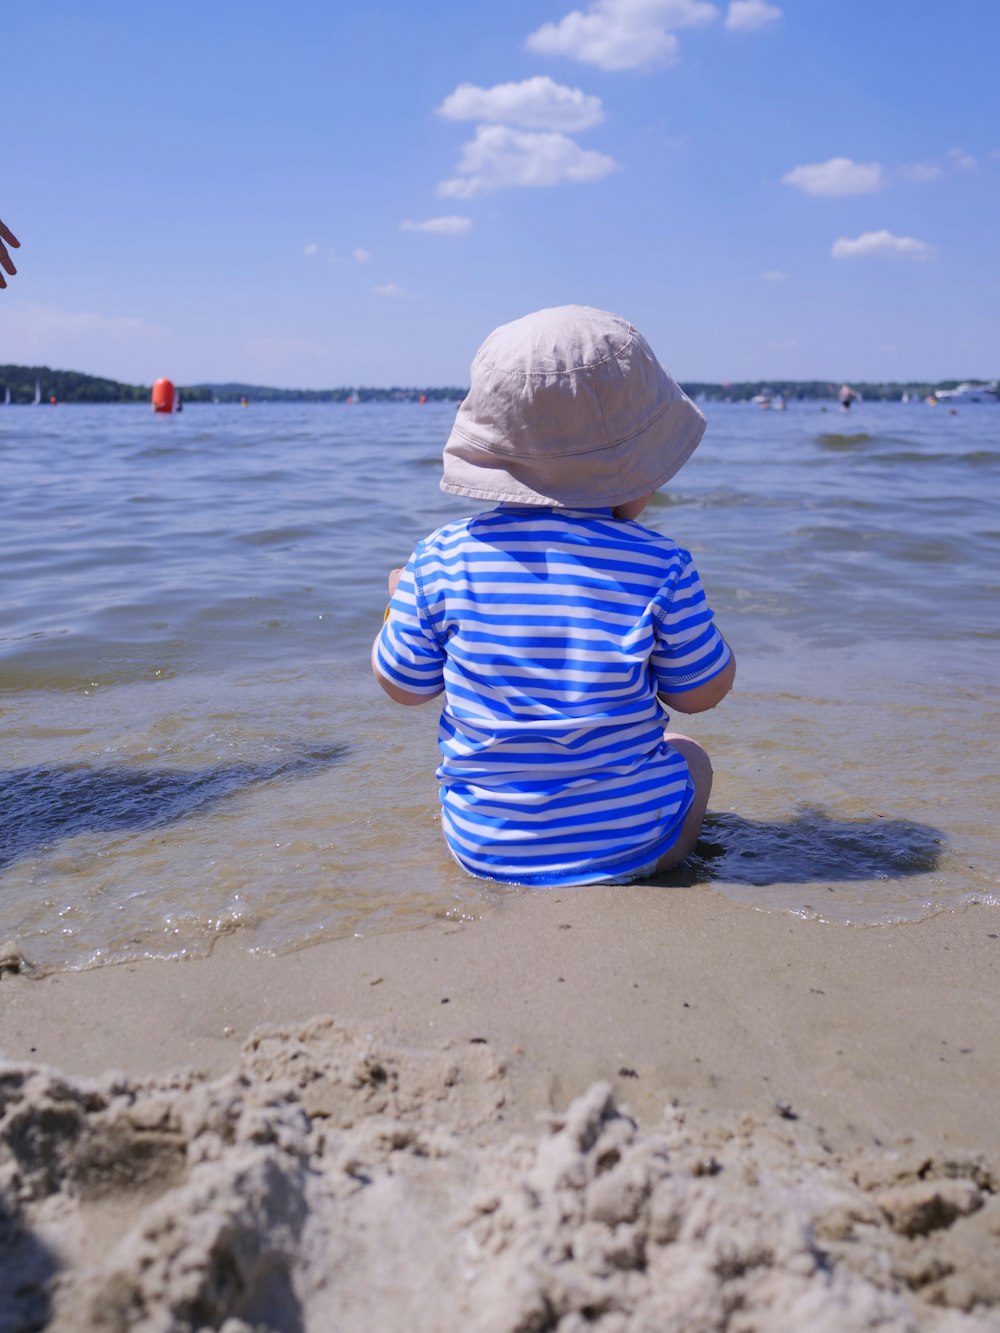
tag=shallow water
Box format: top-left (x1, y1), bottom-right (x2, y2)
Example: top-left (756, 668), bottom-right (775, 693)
top-left (1, 400), bottom-right (998, 970)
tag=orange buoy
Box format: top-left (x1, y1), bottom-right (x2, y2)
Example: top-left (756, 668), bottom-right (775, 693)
top-left (152, 378), bottom-right (175, 414)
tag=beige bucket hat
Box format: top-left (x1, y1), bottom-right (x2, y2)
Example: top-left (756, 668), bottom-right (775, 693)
top-left (441, 305), bottom-right (706, 508)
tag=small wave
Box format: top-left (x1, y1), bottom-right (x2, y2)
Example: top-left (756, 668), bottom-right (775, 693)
top-left (816, 432), bottom-right (872, 450)
top-left (787, 524), bottom-right (881, 551)
top-left (659, 487), bottom-right (759, 511)
top-left (241, 470), bottom-right (295, 485)
top-left (784, 525), bottom-right (961, 564)
top-left (130, 445), bottom-right (198, 460)
top-left (863, 449), bottom-right (1000, 466)
top-left (887, 537), bottom-right (962, 564)
top-left (0, 663), bottom-right (176, 693)
top-left (236, 525), bottom-right (318, 547)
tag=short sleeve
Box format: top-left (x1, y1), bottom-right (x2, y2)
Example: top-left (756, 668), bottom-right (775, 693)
top-left (649, 553), bottom-right (730, 694)
top-left (374, 546), bottom-right (447, 696)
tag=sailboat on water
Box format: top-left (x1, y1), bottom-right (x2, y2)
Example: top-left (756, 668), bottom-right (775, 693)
top-left (3, 387), bottom-right (10, 405)
top-left (33, 378), bottom-right (41, 405)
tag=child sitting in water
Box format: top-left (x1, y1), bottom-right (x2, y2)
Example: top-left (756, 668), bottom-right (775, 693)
top-left (372, 305), bottom-right (735, 886)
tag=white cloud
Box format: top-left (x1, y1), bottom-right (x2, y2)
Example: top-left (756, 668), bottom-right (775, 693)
top-left (352, 248), bottom-right (371, 264)
top-left (831, 230), bottom-right (932, 261)
top-left (946, 147), bottom-right (978, 172)
top-left (898, 161), bottom-right (942, 183)
top-left (400, 216), bottom-right (473, 235)
top-left (725, 0), bottom-right (782, 30)
top-left (899, 151), bottom-right (983, 182)
top-left (438, 125), bottom-right (616, 198)
top-left (437, 77), bottom-right (604, 132)
top-left (303, 242), bottom-right (320, 256)
top-left (525, 0), bottom-right (718, 72)
top-left (762, 269), bottom-right (789, 281)
top-left (782, 156), bottom-right (884, 196)
top-left (373, 282), bottom-right (413, 298)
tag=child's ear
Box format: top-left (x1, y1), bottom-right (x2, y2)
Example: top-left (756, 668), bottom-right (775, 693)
top-left (613, 493), bottom-right (653, 521)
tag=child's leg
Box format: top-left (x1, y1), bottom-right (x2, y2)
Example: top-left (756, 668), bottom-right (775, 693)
top-left (654, 733), bottom-right (713, 870)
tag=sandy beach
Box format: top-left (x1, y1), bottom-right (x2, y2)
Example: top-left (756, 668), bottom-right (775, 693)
top-left (2, 885), bottom-right (999, 1330)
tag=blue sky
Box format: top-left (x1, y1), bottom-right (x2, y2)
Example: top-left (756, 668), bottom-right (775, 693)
top-left (4, 0), bottom-right (998, 387)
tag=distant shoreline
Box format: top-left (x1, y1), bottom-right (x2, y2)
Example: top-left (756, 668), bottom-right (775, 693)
top-left (1, 362), bottom-right (996, 406)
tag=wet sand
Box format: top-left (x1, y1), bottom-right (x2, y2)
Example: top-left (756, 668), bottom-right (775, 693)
top-left (2, 887), bottom-right (999, 1329)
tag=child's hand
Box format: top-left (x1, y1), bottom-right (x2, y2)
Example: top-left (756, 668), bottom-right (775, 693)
top-left (388, 568), bottom-right (404, 596)
top-left (0, 219), bottom-right (20, 288)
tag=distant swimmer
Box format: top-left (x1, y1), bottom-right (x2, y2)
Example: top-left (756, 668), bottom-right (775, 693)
top-left (0, 219), bottom-right (20, 289)
top-left (839, 383), bottom-right (858, 411)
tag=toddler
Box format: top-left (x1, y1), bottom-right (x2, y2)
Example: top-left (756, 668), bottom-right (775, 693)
top-left (372, 305), bottom-right (734, 886)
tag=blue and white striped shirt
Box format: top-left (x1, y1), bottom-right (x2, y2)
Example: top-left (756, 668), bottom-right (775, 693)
top-left (375, 506), bottom-right (730, 886)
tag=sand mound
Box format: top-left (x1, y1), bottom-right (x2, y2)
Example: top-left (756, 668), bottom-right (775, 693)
top-left (2, 1017), bottom-right (998, 1332)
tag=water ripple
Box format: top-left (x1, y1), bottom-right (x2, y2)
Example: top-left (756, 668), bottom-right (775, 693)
top-left (1, 401), bottom-right (997, 965)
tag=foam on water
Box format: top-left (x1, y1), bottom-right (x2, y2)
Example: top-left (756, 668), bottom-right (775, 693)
top-left (1, 400), bottom-right (998, 970)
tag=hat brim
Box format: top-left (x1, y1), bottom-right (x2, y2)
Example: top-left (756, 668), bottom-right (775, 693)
top-left (441, 390), bottom-right (706, 508)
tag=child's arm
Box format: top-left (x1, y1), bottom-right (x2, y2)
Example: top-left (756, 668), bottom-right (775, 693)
top-left (657, 641), bottom-right (736, 714)
top-left (372, 566), bottom-right (445, 706)
top-left (371, 638), bottom-right (441, 705)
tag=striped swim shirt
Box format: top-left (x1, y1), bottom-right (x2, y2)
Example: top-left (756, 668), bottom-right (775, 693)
top-left (375, 505), bottom-right (730, 886)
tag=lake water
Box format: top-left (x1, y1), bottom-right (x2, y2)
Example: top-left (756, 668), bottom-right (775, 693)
top-left (1, 400), bottom-right (998, 972)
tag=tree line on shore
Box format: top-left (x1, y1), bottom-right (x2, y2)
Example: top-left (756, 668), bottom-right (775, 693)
top-left (1, 363), bottom-right (995, 406)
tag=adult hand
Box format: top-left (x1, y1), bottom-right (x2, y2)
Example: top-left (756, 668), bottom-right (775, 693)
top-left (0, 220), bottom-right (20, 288)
